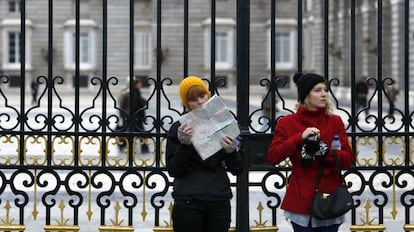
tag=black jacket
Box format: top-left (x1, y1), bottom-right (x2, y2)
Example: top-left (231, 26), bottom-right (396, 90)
top-left (118, 88), bottom-right (146, 131)
top-left (166, 121), bottom-right (243, 201)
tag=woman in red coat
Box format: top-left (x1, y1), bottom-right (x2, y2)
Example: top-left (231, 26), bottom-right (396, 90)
top-left (267, 73), bottom-right (354, 232)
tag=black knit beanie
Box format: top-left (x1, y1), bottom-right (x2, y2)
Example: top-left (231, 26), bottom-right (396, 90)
top-left (293, 72), bottom-right (326, 104)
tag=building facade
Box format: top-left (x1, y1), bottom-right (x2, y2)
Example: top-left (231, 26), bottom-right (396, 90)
top-left (305, 0), bottom-right (410, 91)
top-left (1, 0), bottom-right (411, 91)
top-left (0, 0), bottom-right (299, 90)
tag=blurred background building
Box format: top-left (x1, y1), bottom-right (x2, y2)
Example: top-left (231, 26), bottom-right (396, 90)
top-left (0, 0), bottom-right (411, 91)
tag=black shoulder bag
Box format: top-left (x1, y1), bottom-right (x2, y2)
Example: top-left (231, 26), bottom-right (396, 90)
top-left (311, 150), bottom-right (354, 219)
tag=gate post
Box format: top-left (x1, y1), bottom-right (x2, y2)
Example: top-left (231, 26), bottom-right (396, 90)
top-left (236, 0), bottom-right (250, 231)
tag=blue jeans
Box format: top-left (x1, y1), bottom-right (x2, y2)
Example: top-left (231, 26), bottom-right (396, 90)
top-left (172, 199), bottom-right (231, 232)
top-left (292, 222), bottom-right (340, 232)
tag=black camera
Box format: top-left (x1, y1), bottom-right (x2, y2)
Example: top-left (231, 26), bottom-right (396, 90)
top-left (304, 133), bottom-right (320, 154)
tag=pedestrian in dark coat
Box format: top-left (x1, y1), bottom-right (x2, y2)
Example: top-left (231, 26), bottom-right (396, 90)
top-left (31, 80), bottom-right (39, 105)
top-left (355, 78), bottom-right (369, 115)
top-left (385, 79), bottom-right (399, 116)
top-left (118, 77), bottom-right (148, 152)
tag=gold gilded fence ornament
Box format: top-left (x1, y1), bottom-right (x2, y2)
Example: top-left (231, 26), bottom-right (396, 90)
top-left (229, 201), bottom-right (278, 232)
top-left (107, 137), bottom-right (128, 167)
top-left (52, 135), bottom-right (75, 166)
top-left (0, 200), bottom-right (26, 231)
top-left (404, 224), bottom-right (414, 231)
top-left (356, 136), bottom-right (378, 167)
top-left (24, 135), bottom-right (47, 166)
top-left (79, 136), bottom-right (101, 166)
top-left (99, 201), bottom-right (134, 232)
top-left (33, 169), bottom-right (39, 219)
top-left (153, 202), bottom-right (173, 232)
top-left (87, 170), bottom-right (93, 220)
top-left (0, 135), bottom-right (19, 165)
top-left (383, 136), bottom-right (403, 220)
top-left (142, 172), bottom-right (148, 221)
top-left (43, 199), bottom-right (80, 231)
top-left (350, 200), bottom-right (385, 231)
top-left (249, 202), bottom-right (278, 232)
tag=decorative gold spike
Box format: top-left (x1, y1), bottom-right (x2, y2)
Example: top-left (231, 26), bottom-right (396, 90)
top-left (141, 171), bottom-right (148, 221)
top-left (43, 199), bottom-right (81, 231)
top-left (382, 136), bottom-right (403, 219)
top-left (250, 202), bottom-right (278, 231)
top-left (162, 202), bottom-right (173, 227)
top-left (1, 200), bottom-right (13, 225)
top-left (153, 202), bottom-right (173, 231)
top-left (99, 201), bottom-right (134, 232)
top-left (390, 170), bottom-right (398, 219)
top-left (0, 200), bottom-right (26, 231)
top-left (350, 199), bottom-right (385, 231)
top-left (109, 201), bottom-right (124, 226)
top-left (87, 170), bottom-right (93, 220)
top-left (54, 200), bottom-right (70, 226)
top-left (253, 202), bottom-right (267, 227)
top-left (32, 169), bottom-right (39, 219)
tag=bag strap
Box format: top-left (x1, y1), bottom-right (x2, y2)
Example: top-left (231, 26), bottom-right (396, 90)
top-left (332, 150), bottom-right (347, 186)
top-left (315, 150), bottom-right (345, 192)
top-left (315, 160), bottom-right (323, 192)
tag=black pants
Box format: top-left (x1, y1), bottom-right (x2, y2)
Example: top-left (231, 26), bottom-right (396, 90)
top-left (172, 199), bottom-right (231, 232)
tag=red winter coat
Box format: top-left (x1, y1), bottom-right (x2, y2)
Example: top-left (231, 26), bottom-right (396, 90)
top-left (267, 106), bottom-right (354, 215)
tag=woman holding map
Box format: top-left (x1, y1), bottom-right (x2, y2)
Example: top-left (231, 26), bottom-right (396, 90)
top-left (166, 76), bottom-right (243, 232)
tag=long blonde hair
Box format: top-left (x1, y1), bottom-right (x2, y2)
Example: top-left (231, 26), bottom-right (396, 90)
top-left (296, 95), bottom-right (333, 115)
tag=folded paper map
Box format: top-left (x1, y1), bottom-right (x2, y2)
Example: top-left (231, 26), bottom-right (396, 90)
top-left (178, 95), bottom-right (240, 160)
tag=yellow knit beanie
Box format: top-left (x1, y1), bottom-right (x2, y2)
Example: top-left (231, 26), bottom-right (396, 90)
top-left (179, 76), bottom-right (210, 109)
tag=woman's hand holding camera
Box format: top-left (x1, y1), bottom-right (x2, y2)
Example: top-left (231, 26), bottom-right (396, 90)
top-left (301, 127), bottom-right (329, 159)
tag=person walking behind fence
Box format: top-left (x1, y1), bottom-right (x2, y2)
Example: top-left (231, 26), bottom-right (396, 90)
top-left (31, 80), bottom-right (39, 105)
top-left (267, 72), bottom-right (354, 232)
top-left (385, 79), bottom-right (399, 116)
top-left (355, 77), bottom-right (369, 116)
top-left (259, 83), bottom-right (279, 132)
top-left (166, 76), bottom-right (243, 232)
top-left (117, 77), bottom-right (148, 153)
